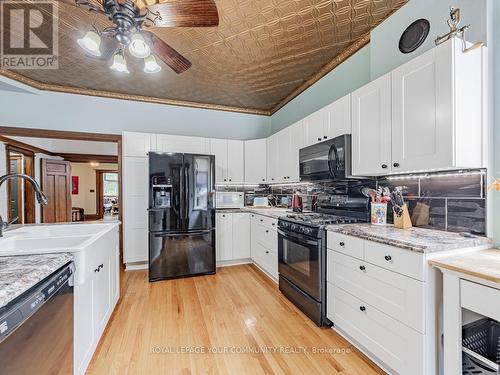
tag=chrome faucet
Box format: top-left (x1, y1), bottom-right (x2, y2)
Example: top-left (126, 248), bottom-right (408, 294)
top-left (0, 173), bottom-right (49, 237)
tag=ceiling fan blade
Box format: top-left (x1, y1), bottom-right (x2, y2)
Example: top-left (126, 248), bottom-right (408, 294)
top-left (144, 31), bottom-right (192, 74)
top-left (58, 0), bottom-right (105, 12)
top-left (142, 0), bottom-right (219, 28)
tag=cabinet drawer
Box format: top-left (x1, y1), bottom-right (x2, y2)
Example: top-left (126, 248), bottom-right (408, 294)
top-left (253, 242), bottom-right (278, 279)
top-left (328, 285), bottom-right (424, 375)
top-left (327, 232), bottom-right (364, 260)
top-left (251, 214), bottom-right (278, 230)
top-left (328, 251), bottom-right (425, 333)
top-left (460, 280), bottom-right (500, 323)
top-left (364, 241), bottom-right (425, 281)
top-left (254, 224), bottom-right (277, 252)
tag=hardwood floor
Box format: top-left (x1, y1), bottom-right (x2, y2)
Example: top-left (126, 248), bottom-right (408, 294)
top-left (86, 265), bottom-right (385, 375)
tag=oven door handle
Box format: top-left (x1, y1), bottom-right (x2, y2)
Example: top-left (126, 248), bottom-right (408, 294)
top-left (277, 229), bottom-right (319, 246)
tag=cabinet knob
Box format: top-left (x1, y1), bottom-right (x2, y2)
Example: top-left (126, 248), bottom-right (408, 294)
top-left (323, 136), bottom-right (327, 139)
top-left (339, 241), bottom-right (345, 247)
top-left (265, 250), bottom-right (270, 254)
top-left (381, 164), bottom-right (388, 169)
top-left (222, 214), bottom-right (226, 217)
top-left (99, 264), bottom-right (104, 269)
top-left (393, 163), bottom-right (400, 168)
top-left (359, 265), bottom-right (366, 271)
top-left (224, 178), bottom-right (227, 181)
top-left (229, 178), bottom-right (232, 181)
top-left (262, 179), bottom-right (265, 181)
top-left (287, 176), bottom-right (290, 179)
top-left (359, 306), bottom-right (366, 312)
top-left (317, 138), bottom-right (322, 142)
top-left (265, 230), bottom-right (269, 233)
top-left (260, 219), bottom-right (263, 222)
top-left (272, 223), bottom-right (275, 226)
top-left (384, 255), bottom-right (392, 261)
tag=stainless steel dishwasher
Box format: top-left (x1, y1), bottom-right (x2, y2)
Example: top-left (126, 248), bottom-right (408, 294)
top-left (0, 262), bottom-right (74, 375)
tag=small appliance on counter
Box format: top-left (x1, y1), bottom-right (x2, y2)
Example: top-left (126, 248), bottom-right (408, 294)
top-left (215, 192), bottom-right (244, 209)
top-left (291, 193), bottom-right (303, 212)
top-left (253, 197), bottom-right (269, 207)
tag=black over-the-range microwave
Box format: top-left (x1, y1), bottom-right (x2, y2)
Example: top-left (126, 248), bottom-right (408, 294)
top-left (299, 134), bottom-right (352, 182)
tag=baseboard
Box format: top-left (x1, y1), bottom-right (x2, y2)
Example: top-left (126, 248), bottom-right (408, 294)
top-left (216, 258), bottom-right (253, 268)
top-left (125, 262), bottom-right (148, 271)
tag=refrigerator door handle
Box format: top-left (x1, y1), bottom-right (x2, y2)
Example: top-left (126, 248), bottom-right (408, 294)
top-left (184, 163), bottom-right (190, 229)
top-left (153, 230), bottom-right (212, 238)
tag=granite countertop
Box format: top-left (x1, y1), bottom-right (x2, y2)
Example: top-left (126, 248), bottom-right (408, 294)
top-left (327, 224), bottom-right (493, 253)
top-left (430, 248), bottom-right (500, 284)
top-left (216, 206), bottom-right (291, 219)
top-left (0, 253), bottom-right (73, 309)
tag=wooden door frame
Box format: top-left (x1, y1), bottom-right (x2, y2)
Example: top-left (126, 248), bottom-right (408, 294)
top-left (0, 127), bottom-right (123, 264)
top-left (5, 145), bottom-right (36, 223)
top-left (96, 169), bottom-right (119, 220)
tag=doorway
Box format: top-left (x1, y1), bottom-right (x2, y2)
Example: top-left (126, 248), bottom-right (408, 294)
top-left (96, 171), bottom-right (119, 220)
top-left (6, 146), bottom-right (35, 224)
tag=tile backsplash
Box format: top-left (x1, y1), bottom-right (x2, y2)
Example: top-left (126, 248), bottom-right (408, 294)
top-left (216, 170), bottom-right (487, 235)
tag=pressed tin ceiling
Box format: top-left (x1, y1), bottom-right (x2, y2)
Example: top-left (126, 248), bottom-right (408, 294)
top-left (1, 0), bottom-right (407, 115)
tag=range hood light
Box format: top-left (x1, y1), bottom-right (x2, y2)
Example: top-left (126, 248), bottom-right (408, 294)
top-left (77, 30), bottom-right (102, 57)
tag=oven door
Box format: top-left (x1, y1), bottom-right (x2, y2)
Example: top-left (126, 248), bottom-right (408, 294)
top-left (277, 228), bottom-right (321, 301)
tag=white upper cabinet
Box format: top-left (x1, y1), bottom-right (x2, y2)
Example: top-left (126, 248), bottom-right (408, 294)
top-left (123, 132), bottom-right (156, 157)
top-left (267, 123), bottom-right (303, 184)
top-left (210, 139), bottom-right (245, 184)
top-left (351, 73), bottom-right (392, 176)
top-left (304, 94), bottom-right (352, 147)
top-left (391, 38), bottom-right (485, 172)
top-left (286, 121), bottom-right (305, 181)
top-left (326, 93), bottom-right (352, 139)
top-left (244, 139), bottom-right (267, 184)
top-left (227, 140), bottom-right (245, 183)
top-left (266, 134), bottom-right (279, 183)
top-left (156, 134), bottom-right (210, 154)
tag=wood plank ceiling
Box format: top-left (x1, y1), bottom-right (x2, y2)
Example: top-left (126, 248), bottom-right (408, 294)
top-left (0, 0), bottom-right (407, 115)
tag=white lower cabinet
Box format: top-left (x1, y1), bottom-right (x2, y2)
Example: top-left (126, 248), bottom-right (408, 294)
top-left (326, 232), bottom-right (435, 375)
top-left (216, 212), bottom-right (250, 262)
top-left (74, 227), bottom-right (120, 375)
top-left (250, 213), bottom-right (278, 280)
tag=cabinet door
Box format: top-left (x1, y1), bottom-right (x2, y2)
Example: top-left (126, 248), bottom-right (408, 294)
top-left (210, 139), bottom-right (228, 183)
top-left (227, 140), bottom-right (244, 183)
top-left (123, 157), bottom-right (148, 263)
top-left (232, 213), bottom-right (250, 259)
top-left (216, 212), bottom-right (232, 261)
top-left (304, 108), bottom-right (328, 146)
top-left (157, 134), bottom-right (210, 154)
top-left (266, 135), bottom-right (279, 183)
top-left (287, 122), bottom-right (304, 182)
top-left (392, 45), bottom-right (453, 172)
top-left (351, 73), bottom-right (392, 176)
top-left (74, 279), bottom-right (93, 375)
top-left (326, 94), bottom-right (351, 139)
top-left (92, 255), bottom-right (111, 340)
top-left (244, 139), bottom-right (267, 184)
top-left (123, 132), bottom-right (156, 157)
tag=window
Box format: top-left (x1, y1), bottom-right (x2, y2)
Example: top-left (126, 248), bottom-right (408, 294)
top-left (103, 173), bottom-right (118, 197)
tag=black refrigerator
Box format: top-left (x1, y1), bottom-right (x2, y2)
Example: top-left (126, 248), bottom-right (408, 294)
top-left (148, 152), bottom-right (216, 281)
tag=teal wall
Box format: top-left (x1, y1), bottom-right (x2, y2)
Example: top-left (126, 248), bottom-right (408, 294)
top-left (270, 45), bottom-right (371, 133)
top-left (0, 78), bottom-right (271, 140)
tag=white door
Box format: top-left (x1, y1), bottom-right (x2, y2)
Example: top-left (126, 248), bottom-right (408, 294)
top-left (232, 213), bottom-right (250, 259)
top-left (326, 94), bottom-right (352, 139)
top-left (123, 132), bottom-right (156, 157)
top-left (227, 140), bottom-right (244, 183)
top-left (244, 139), bottom-right (267, 184)
top-left (351, 73), bottom-right (392, 176)
top-left (267, 135), bottom-right (279, 183)
top-left (392, 45), bottom-right (453, 172)
top-left (216, 212), bottom-right (232, 261)
top-left (304, 108), bottom-right (328, 146)
top-left (156, 134), bottom-right (210, 154)
top-left (210, 139), bottom-right (228, 183)
top-left (123, 157), bottom-right (148, 263)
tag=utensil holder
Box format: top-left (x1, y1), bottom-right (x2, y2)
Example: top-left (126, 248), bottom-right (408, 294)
top-left (371, 203), bottom-right (388, 226)
top-left (394, 204), bottom-right (412, 229)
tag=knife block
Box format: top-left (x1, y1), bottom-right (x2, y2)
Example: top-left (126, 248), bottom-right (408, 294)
top-left (394, 204), bottom-right (413, 229)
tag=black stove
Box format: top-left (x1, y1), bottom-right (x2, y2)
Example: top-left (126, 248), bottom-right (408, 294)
top-left (277, 192), bottom-right (370, 327)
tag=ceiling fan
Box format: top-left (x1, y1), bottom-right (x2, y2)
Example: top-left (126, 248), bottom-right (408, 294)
top-left (66, 0), bottom-right (219, 74)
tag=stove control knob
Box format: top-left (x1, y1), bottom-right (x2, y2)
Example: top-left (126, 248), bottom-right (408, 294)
top-left (303, 228), bottom-right (312, 235)
top-left (291, 224), bottom-right (297, 231)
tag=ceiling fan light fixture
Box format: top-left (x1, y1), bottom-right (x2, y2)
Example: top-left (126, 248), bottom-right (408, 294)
top-left (110, 52), bottom-right (129, 74)
top-left (77, 30), bottom-right (102, 57)
top-left (144, 55), bottom-right (161, 74)
top-left (129, 33), bottom-right (151, 59)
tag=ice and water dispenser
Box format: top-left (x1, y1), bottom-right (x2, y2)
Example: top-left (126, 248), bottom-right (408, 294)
top-left (151, 177), bottom-right (172, 208)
